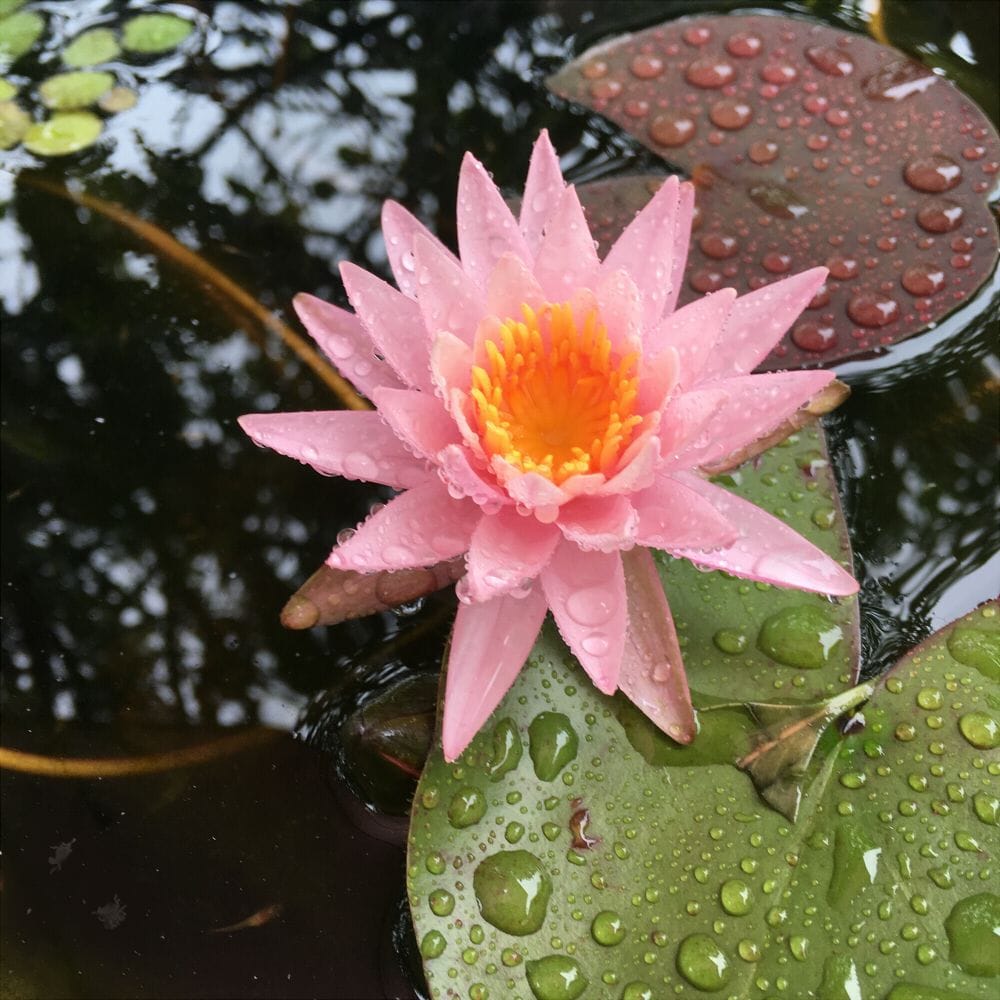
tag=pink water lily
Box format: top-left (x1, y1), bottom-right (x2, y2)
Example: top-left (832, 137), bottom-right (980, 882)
top-left (239, 131), bottom-right (858, 762)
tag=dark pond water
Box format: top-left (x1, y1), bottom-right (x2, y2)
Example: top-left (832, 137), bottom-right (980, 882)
top-left (1, 1), bottom-right (997, 997)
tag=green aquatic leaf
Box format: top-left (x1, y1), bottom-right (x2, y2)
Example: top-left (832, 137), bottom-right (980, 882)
top-left (22, 110), bottom-right (102, 156)
top-left (38, 70), bottom-right (114, 110)
top-left (97, 85), bottom-right (137, 113)
top-left (121, 13), bottom-right (193, 54)
top-left (61, 27), bottom-right (120, 68)
top-left (0, 97), bottom-right (27, 148)
top-left (0, 0), bottom-right (25, 17)
top-left (409, 431), bottom-right (998, 996)
top-left (0, 76), bottom-right (15, 99)
top-left (0, 8), bottom-right (43, 66)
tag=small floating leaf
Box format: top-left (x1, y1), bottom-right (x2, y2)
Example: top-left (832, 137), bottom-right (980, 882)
top-left (121, 13), bottom-right (193, 54)
top-left (62, 27), bottom-right (121, 68)
top-left (22, 111), bottom-right (102, 156)
top-left (0, 76), bottom-right (16, 100)
top-left (0, 98), bottom-right (28, 149)
top-left (98, 85), bottom-right (137, 113)
top-left (0, 9), bottom-right (43, 66)
top-left (38, 70), bottom-right (114, 110)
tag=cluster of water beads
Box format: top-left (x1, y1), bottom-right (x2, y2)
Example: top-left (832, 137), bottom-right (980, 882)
top-left (551, 14), bottom-right (999, 368)
top-left (408, 599), bottom-right (997, 999)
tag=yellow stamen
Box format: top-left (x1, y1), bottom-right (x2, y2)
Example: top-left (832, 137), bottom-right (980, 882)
top-left (470, 302), bottom-right (642, 485)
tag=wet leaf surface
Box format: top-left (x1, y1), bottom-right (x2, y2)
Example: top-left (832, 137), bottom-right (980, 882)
top-left (409, 578), bottom-right (997, 998)
top-left (38, 70), bottom-right (114, 110)
top-left (0, 8), bottom-right (42, 66)
top-left (22, 110), bottom-right (102, 156)
top-left (549, 14), bottom-right (1000, 369)
top-left (121, 13), bottom-right (194, 55)
top-left (61, 27), bottom-right (120, 68)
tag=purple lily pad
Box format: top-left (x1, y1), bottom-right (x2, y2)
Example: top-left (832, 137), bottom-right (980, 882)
top-left (549, 14), bottom-right (1000, 369)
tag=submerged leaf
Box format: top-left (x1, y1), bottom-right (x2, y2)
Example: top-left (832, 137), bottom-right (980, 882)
top-left (121, 13), bottom-right (193, 55)
top-left (0, 98), bottom-right (28, 149)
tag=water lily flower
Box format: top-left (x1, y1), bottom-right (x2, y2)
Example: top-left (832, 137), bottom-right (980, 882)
top-left (239, 131), bottom-right (858, 762)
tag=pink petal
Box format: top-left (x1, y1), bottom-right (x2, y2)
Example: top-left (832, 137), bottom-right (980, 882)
top-left (635, 346), bottom-right (679, 421)
top-left (519, 130), bottom-right (565, 256)
top-left (618, 547), bottom-right (695, 743)
top-left (486, 253), bottom-right (546, 321)
top-left (664, 181), bottom-right (695, 317)
top-left (533, 185), bottom-right (600, 301)
top-left (293, 293), bottom-right (403, 399)
top-left (658, 385), bottom-right (728, 459)
top-left (380, 200), bottom-right (456, 301)
top-left (328, 480), bottom-right (479, 572)
top-left (669, 371), bottom-right (835, 470)
top-left (541, 543), bottom-right (626, 695)
top-left (593, 269), bottom-right (643, 353)
top-left (371, 387), bottom-right (460, 460)
top-left (699, 267), bottom-right (828, 380)
top-left (457, 153), bottom-right (531, 289)
top-left (462, 507), bottom-right (560, 601)
top-left (494, 463), bottom-right (567, 512)
top-left (558, 495), bottom-right (638, 552)
top-left (670, 473), bottom-right (859, 595)
top-left (595, 434), bottom-right (660, 496)
top-left (414, 232), bottom-right (485, 346)
top-left (649, 288), bottom-right (736, 388)
top-left (632, 472), bottom-right (739, 551)
top-left (437, 443), bottom-right (509, 509)
top-left (237, 411), bottom-right (429, 489)
top-left (441, 587), bottom-right (548, 762)
top-left (603, 175), bottom-right (682, 329)
top-left (430, 331), bottom-right (474, 401)
top-left (340, 262), bottom-right (434, 393)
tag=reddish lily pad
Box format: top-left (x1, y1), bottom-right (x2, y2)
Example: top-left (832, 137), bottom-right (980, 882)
top-left (549, 14), bottom-right (1000, 369)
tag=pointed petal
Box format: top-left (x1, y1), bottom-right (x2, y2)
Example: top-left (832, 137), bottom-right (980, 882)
top-left (293, 293), bottom-right (402, 398)
top-left (328, 480), bottom-right (479, 572)
top-left (632, 472), bottom-right (739, 550)
top-left (238, 411), bottom-right (428, 489)
top-left (431, 331), bottom-right (474, 400)
top-left (603, 175), bottom-right (682, 328)
top-left (596, 434), bottom-right (660, 496)
top-left (558, 495), bottom-right (638, 552)
top-left (462, 507), bottom-right (560, 601)
top-left (486, 253), bottom-right (546, 321)
top-left (441, 587), bottom-right (548, 761)
top-left (437, 444), bottom-right (509, 508)
top-left (457, 152), bottom-right (531, 289)
top-left (371, 387), bottom-right (460, 460)
top-left (541, 544), bottom-right (626, 695)
top-left (699, 268), bottom-right (828, 380)
top-left (340, 263), bottom-right (434, 393)
top-left (664, 181), bottom-right (695, 316)
top-left (533, 185), bottom-right (600, 301)
top-left (519, 130), bottom-right (565, 256)
top-left (650, 288), bottom-right (736, 388)
top-left (671, 473), bottom-right (858, 595)
top-left (381, 200), bottom-right (455, 301)
top-left (658, 385), bottom-right (728, 461)
top-left (414, 232), bottom-right (485, 346)
top-left (635, 347), bottom-right (679, 424)
top-left (618, 547), bottom-right (695, 743)
top-left (670, 371), bottom-right (835, 470)
top-left (593, 269), bottom-right (643, 353)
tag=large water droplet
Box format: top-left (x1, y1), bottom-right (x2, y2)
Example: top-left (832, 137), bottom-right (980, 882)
top-left (649, 111), bottom-right (696, 148)
top-left (485, 717), bottom-right (523, 781)
top-left (428, 888), bottom-right (455, 916)
top-left (945, 893), bottom-right (1000, 977)
top-left (420, 929), bottom-right (446, 958)
top-left (947, 626), bottom-right (1000, 680)
top-left (862, 58), bottom-right (936, 100)
top-left (473, 849), bottom-right (552, 936)
top-left (726, 32), bottom-right (762, 58)
top-left (958, 711), bottom-right (999, 749)
top-left (901, 263), bottom-right (946, 296)
top-left (677, 933), bottom-right (732, 991)
top-left (805, 45), bottom-right (854, 77)
top-left (686, 57), bottom-right (736, 88)
top-left (525, 955), bottom-right (588, 1000)
top-left (720, 879), bottom-right (754, 916)
top-left (528, 711), bottom-right (579, 781)
top-left (748, 183), bottom-right (809, 219)
top-left (904, 154), bottom-right (962, 193)
top-left (846, 292), bottom-right (900, 328)
top-left (591, 909), bottom-right (626, 946)
top-left (565, 587), bottom-right (616, 627)
top-left (709, 99), bottom-right (752, 130)
top-left (757, 604), bottom-right (842, 669)
top-left (630, 54), bottom-right (663, 79)
top-left (828, 823), bottom-right (880, 908)
top-left (447, 786), bottom-right (487, 828)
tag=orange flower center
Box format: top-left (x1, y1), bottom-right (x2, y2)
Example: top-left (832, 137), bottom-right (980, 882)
top-left (470, 302), bottom-right (642, 485)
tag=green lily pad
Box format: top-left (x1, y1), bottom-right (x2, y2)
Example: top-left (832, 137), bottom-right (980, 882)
top-left (22, 110), bottom-right (102, 156)
top-left (38, 70), bottom-right (114, 110)
top-left (410, 592), bottom-right (999, 1000)
top-left (0, 0), bottom-right (25, 17)
top-left (0, 9), bottom-right (43, 67)
top-left (0, 76), bottom-right (15, 100)
top-left (61, 27), bottom-right (120, 68)
top-left (0, 98), bottom-right (28, 148)
top-left (121, 13), bottom-right (193, 54)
